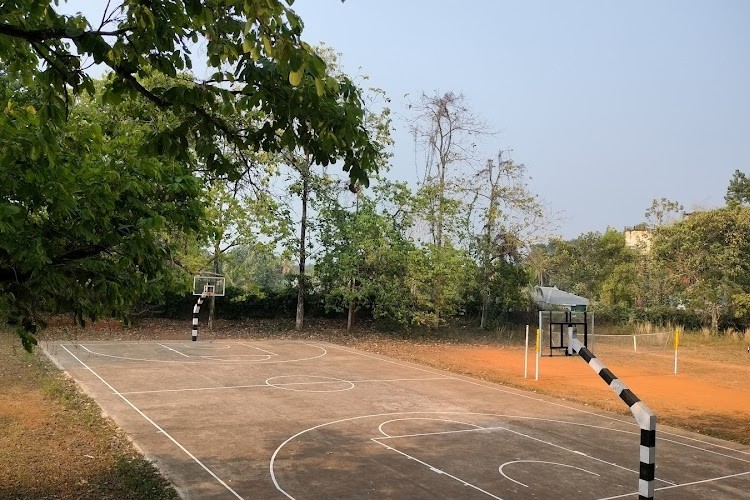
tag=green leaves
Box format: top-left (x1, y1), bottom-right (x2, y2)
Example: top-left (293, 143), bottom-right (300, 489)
top-left (0, 0), bottom-right (381, 187)
top-left (652, 206), bottom-right (750, 329)
top-left (0, 72), bottom-right (204, 347)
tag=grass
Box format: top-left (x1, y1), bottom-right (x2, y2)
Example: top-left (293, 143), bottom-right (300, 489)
top-left (0, 329), bottom-right (179, 500)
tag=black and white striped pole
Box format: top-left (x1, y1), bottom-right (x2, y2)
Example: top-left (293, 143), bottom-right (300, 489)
top-left (568, 328), bottom-right (656, 500)
top-left (191, 291), bottom-right (208, 341)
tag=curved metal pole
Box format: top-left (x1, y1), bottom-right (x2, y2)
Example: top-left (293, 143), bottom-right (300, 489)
top-left (192, 292), bottom-right (208, 341)
top-left (568, 332), bottom-right (656, 500)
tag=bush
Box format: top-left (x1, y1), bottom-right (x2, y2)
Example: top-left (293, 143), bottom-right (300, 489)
top-left (150, 286), bottom-right (343, 321)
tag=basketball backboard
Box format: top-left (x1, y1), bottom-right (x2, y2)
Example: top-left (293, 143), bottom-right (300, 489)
top-left (193, 275), bottom-right (225, 296)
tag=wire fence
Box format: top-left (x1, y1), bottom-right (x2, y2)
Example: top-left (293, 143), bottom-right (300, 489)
top-left (590, 331), bottom-right (674, 355)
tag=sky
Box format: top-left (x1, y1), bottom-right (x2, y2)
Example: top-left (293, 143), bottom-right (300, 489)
top-left (62, 1), bottom-right (750, 238)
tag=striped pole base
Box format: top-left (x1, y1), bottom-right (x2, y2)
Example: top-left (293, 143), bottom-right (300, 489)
top-left (569, 335), bottom-right (656, 499)
top-left (191, 293), bottom-right (207, 341)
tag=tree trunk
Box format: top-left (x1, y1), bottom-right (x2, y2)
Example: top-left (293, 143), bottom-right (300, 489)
top-left (347, 191), bottom-right (359, 332)
top-left (208, 239), bottom-right (221, 330)
top-left (295, 173), bottom-right (309, 331)
top-left (711, 303), bottom-right (719, 333)
top-left (347, 290), bottom-right (355, 331)
top-left (480, 291), bottom-right (490, 330)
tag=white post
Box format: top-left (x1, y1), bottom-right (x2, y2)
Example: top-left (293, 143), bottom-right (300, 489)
top-left (590, 313), bottom-right (595, 352)
top-left (535, 328), bottom-right (540, 381)
top-left (674, 328), bottom-right (680, 374)
top-left (633, 334), bottom-right (637, 353)
top-left (524, 325), bottom-right (529, 378)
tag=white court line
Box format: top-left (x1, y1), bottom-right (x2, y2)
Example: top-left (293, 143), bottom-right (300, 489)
top-left (269, 411), bottom-right (686, 498)
top-left (499, 460), bottom-right (600, 488)
top-left (119, 376), bottom-right (452, 395)
top-left (371, 421), bottom-right (675, 486)
top-left (59, 345), bottom-right (244, 500)
top-left (121, 384), bottom-right (270, 395)
top-left (157, 343), bottom-right (190, 358)
top-left (236, 342), bottom-right (278, 355)
top-left (318, 343), bottom-right (750, 461)
top-left (371, 438), bottom-right (505, 499)
top-left (69, 341), bottom-right (327, 364)
top-left (597, 470), bottom-right (750, 499)
top-left (377, 417), bottom-right (482, 438)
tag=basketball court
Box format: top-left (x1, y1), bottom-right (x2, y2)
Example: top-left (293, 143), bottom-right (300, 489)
top-left (42, 339), bottom-right (750, 499)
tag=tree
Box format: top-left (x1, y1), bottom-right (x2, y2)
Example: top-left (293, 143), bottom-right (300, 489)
top-left (278, 44), bottom-right (392, 330)
top-left (525, 244), bottom-right (552, 287)
top-left (645, 197), bottom-right (684, 228)
top-left (0, 1), bottom-right (379, 184)
top-left (406, 244), bottom-right (475, 328)
top-left (315, 179), bottom-right (413, 329)
top-left (725, 169), bottom-right (750, 206)
top-left (0, 71), bottom-right (202, 349)
top-left (652, 207), bottom-right (750, 331)
top-left (1, 2), bottom-right (382, 347)
top-left (547, 229), bottom-right (636, 303)
top-left (408, 92), bottom-right (490, 327)
top-left (467, 151), bottom-right (543, 328)
top-left (410, 91), bottom-right (490, 248)
top-left (200, 177), bottom-right (285, 328)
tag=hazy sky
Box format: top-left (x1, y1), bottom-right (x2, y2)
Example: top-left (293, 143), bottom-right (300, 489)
top-left (62, 1), bottom-right (750, 238)
top-left (292, 0), bottom-right (750, 238)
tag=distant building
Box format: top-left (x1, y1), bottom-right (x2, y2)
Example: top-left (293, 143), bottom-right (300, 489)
top-left (624, 226), bottom-right (653, 254)
top-left (532, 286), bottom-right (589, 311)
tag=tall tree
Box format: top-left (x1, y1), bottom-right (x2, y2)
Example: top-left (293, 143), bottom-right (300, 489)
top-left (467, 151), bottom-right (543, 328)
top-left (652, 206), bottom-right (750, 331)
top-left (409, 92), bottom-right (490, 327)
top-left (0, 72), bottom-right (202, 349)
top-left (411, 91), bottom-right (490, 248)
top-left (725, 169), bottom-right (750, 206)
top-left (200, 177), bottom-right (284, 328)
top-left (279, 44), bottom-right (392, 330)
top-left (1, 2), bottom-right (382, 347)
top-left (315, 179), bottom-right (414, 329)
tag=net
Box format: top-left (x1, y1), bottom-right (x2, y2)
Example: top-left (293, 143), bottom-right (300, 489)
top-left (590, 331), bottom-right (674, 357)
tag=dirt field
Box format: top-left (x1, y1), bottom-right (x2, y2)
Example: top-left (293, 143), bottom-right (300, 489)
top-left (3, 317), bottom-right (749, 498)
top-left (352, 338), bottom-right (750, 445)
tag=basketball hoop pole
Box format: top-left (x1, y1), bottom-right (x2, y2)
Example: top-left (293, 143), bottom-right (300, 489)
top-left (190, 275), bottom-right (225, 341)
top-left (192, 290), bottom-right (210, 341)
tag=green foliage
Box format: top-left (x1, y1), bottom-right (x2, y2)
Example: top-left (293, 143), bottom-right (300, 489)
top-left (0, 1), bottom-right (381, 185)
top-left (467, 153), bottom-right (543, 328)
top-left (652, 206), bottom-right (750, 331)
top-left (315, 179), bottom-right (414, 326)
top-left (407, 244), bottom-right (475, 328)
top-left (223, 245), bottom-right (290, 293)
top-left (0, 74), bottom-right (203, 347)
top-left (546, 228), bottom-right (636, 303)
top-left (601, 261), bottom-right (639, 307)
top-left (725, 169), bottom-right (750, 207)
top-left (1, 2), bottom-right (384, 346)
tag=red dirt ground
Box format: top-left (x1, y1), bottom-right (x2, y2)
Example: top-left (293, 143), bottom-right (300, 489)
top-left (353, 341), bottom-right (750, 444)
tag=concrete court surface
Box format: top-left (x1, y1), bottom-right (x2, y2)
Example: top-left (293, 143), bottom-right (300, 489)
top-left (43, 339), bottom-right (750, 499)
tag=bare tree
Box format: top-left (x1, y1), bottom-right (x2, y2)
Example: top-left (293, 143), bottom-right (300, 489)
top-left (410, 91), bottom-right (492, 248)
top-left (468, 150), bottom-right (545, 329)
top-left (645, 197), bottom-right (684, 228)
